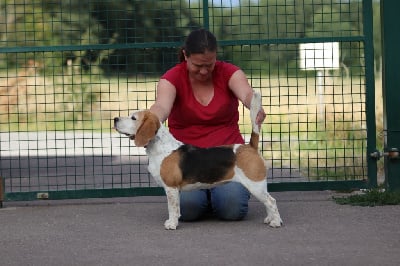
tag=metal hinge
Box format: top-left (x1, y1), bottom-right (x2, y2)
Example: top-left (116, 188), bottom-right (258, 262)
top-left (370, 148), bottom-right (400, 160)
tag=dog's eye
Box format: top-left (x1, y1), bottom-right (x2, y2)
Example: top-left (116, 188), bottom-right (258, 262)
top-left (131, 116), bottom-right (136, 120)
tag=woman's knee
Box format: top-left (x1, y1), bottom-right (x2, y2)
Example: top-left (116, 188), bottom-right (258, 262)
top-left (210, 183), bottom-right (250, 221)
top-left (179, 189), bottom-right (209, 221)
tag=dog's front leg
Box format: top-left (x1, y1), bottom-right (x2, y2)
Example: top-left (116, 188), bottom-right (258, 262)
top-left (164, 187), bottom-right (180, 230)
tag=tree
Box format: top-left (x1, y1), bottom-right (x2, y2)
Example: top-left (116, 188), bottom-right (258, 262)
top-left (0, 0), bottom-right (378, 76)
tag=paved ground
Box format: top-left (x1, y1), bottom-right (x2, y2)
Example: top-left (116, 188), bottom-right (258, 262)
top-left (1, 191), bottom-right (399, 266)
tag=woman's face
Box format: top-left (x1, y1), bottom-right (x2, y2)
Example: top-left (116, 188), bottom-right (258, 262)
top-left (184, 50), bottom-right (216, 82)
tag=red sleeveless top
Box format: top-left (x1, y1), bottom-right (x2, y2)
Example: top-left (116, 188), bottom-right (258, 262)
top-left (161, 61), bottom-right (244, 148)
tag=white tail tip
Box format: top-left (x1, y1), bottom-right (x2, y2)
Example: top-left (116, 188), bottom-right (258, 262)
top-left (250, 92), bottom-right (262, 134)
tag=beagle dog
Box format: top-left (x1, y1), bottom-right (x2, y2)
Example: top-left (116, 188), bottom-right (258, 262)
top-left (113, 92), bottom-right (282, 229)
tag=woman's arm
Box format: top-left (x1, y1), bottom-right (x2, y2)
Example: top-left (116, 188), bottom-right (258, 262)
top-left (228, 69), bottom-right (254, 108)
top-left (149, 79), bottom-right (177, 122)
top-left (229, 69), bottom-right (267, 127)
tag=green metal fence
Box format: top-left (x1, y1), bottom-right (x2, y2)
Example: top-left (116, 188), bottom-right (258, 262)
top-left (0, 0), bottom-right (378, 202)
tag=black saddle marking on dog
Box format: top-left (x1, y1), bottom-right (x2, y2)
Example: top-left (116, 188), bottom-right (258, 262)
top-left (178, 144), bottom-right (236, 183)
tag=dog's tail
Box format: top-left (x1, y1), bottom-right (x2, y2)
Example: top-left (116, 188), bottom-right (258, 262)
top-left (249, 91), bottom-right (262, 150)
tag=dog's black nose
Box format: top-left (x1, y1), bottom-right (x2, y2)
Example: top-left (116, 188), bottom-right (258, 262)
top-left (114, 117), bottom-right (119, 123)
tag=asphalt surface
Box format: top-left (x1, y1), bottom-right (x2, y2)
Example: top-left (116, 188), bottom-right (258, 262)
top-left (1, 191), bottom-right (399, 266)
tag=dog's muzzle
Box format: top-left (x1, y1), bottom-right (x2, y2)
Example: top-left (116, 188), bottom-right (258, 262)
top-left (113, 117), bottom-right (135, 140)
top-left (113, 117), bottom-right (120, 130)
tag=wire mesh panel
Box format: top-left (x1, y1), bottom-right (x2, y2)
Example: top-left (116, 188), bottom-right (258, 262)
top-left (0, 0), bottom-right (376, 201)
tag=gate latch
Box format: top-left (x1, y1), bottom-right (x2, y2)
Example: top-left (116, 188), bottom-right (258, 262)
top-left (370, 148), bottom-right (400, 160)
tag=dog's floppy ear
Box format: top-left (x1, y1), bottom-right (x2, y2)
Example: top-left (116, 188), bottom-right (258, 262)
top-left (134, 111), bottom-right (160, 147)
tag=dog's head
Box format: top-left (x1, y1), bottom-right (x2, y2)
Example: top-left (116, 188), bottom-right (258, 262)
top-left (113, 110), bottom-right (160, 147)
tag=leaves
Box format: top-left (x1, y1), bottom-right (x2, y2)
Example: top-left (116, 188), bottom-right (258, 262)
top-left (334, 189), bottom-right (400, 207)
top-left (0, 0), bottom-right (380, 75)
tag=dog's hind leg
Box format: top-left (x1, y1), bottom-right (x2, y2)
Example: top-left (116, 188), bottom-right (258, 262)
top-left (252, 183), bottom-right (283, 227)
top-left (260, 189), bottom-right (283, 227)
top-left (236, 174), bottom-right (283, 227)
top-left (164, 187), bottom-right (181, 230)
top-left (233, 168), bottom-right (283, 227)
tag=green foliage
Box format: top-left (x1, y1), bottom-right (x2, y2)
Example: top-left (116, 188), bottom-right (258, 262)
top-left (64, 81), bottom-right (100, 127)
top-left (0, 0), bottom-right (381, 74)
top-left (334, 189), bottom-right (400, 206)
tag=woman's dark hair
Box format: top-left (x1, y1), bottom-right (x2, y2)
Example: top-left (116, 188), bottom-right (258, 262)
top-left (178, 29), bottom-right (217, 62)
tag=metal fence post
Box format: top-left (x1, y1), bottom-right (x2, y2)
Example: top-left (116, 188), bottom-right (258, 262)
top-left (363, 0), bottom-right (377, 188)
top-left (0, 177), bottom-right (4, 208)
top-left (202, 0), bottom-right (209, 29)
top-left (381, 0), bottom-right (400, 191)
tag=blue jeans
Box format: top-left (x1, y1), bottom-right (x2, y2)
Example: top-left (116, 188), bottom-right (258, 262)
top-left (179, 182), bottom-right (250, 221)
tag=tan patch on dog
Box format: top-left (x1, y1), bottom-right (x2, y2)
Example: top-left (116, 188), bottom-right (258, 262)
top-left (134, 111), bottom-right (160, 147)
top-left (249, 132), bottom-right (259, 150)
top-left (160, 150), bottom-right (183, 188)
top-left (236, 145), bottom-right (266, 181)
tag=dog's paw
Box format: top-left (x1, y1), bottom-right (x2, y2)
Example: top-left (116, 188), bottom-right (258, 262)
top-left (164, 219), bottom-right (178, 230)
top-left (264, 215), bottom-right (283, 228)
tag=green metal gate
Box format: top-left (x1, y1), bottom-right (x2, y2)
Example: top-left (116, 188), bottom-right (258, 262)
top-left (380, 0), bottom-right (400, 191)
top-left (0, 0), bottom-right (379, 202)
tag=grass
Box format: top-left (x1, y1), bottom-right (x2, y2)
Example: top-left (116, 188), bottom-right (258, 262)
top-left (0, 73), bottom-right (158, 132)
top-left (334, 189), bottom-right (400, 206)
